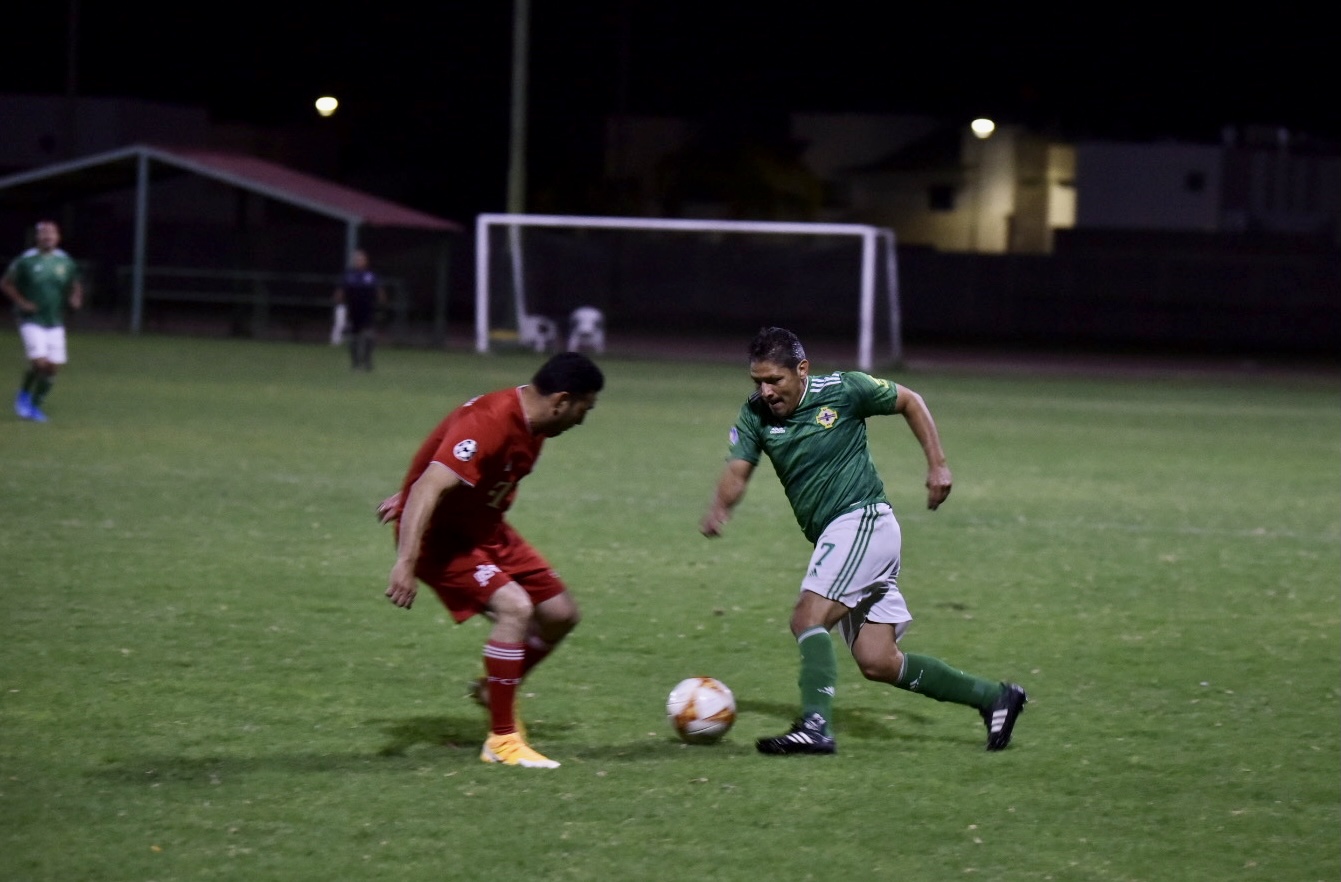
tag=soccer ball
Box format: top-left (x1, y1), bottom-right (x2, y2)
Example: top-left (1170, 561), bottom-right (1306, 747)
top-left (666, 676), bottom-right (736, 744)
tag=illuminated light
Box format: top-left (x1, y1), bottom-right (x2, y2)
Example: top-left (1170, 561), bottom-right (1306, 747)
top-left (970, 118), bottom-right (996, 139)
top-left (315, 96), bottom-right (339, 117)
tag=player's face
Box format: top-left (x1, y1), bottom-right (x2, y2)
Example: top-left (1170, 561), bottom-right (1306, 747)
top-left (34, 222), bottom-right (60, 251)
top-left (750, 358), bottom-right (809, 418)
top-left (542, 392), bottom-right (598, 437)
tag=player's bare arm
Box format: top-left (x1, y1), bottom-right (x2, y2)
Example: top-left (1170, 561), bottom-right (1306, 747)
top-left (700, 458), bottom-right (755, 537)
top-left (894, 383), bottom-right (952, 510)
top-left (69, 280), bottom-right (84, 310)
top-left (386, 462), bottom-right (461, 609)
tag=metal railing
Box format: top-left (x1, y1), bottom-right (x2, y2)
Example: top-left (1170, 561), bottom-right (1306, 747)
top-left (113, 266), bottom-right (410, 340)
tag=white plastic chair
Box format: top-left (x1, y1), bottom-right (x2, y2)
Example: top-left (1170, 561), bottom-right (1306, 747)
top-left (330, 304), bottom-right (347, 345)
top-left (519, 314), bottom-right (558, 353)
top-left (567, 306), bottom-right (605, 353)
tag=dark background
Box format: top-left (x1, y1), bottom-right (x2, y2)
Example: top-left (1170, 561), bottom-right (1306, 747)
top-left (3, 2), bottom-right (1337, 225)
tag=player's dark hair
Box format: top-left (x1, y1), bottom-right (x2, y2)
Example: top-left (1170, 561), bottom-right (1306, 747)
top-left (748, 326), bottom-right (806, 368)
top-left (532, 351), bottom-right (605, 396)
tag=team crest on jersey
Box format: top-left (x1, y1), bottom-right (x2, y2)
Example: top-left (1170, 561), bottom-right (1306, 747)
top-left (815, 406), bottom-right (839, 429)
top-left (453, 439), bottom-right (478, 461)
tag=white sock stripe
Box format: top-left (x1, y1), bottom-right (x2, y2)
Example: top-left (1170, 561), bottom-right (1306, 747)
top-left (796, 626), bottom-right (829, 645)
top-left (483, 645), bottom-right (526, 661)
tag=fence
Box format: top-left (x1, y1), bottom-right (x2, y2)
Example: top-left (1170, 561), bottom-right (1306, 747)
top-left (111, 266), bottom-right (409, 342)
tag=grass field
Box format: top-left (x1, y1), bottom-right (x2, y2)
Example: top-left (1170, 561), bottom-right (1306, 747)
top-left (2, 332), bottom-right (1338, 882)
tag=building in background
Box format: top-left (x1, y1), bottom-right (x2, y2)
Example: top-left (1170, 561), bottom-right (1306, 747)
top-left (603, 111), bottom-right (1340, 255)
top-left (2, 94), bottom-right (1337, 356)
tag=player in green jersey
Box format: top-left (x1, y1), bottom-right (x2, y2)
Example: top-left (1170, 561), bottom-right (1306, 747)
top-left (700, 326), bottom-right (1026, 754)
top-left (3, 220), bottom-right (83, 422)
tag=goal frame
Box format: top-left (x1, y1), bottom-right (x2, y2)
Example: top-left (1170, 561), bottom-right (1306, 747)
top-left (474, 213), bottom-right (902, 371)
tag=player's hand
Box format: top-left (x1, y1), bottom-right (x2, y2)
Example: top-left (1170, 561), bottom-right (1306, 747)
top-left (376, 491), bottom-right (403, 524)
top-left (699, 507), bottom-right (728, 538)
top-left (926, 464), bottom-right (952, 510)
top-left (386, 560), bottom-right (418, 609)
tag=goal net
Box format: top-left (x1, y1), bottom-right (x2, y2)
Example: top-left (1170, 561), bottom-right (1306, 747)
top-left (474, 214), bottom-right (903, 371)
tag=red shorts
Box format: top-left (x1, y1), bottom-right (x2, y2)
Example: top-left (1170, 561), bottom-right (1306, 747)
top-left (413, 522), bottom-right (566, 623)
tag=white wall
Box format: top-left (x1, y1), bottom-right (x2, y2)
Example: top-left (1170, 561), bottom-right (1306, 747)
top-left (1074, 141), bottom-right (1222, 231)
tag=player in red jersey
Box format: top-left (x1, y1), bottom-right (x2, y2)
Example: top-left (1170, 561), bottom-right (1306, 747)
top-left (380, 352), bottom-right (604, 768)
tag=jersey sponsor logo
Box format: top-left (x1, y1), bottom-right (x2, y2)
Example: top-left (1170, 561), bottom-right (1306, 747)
top-left (816, 406), bottom-right (839, 429)
top-left (453, 438), bottom-right (478, 461)
top-left (473, 563), bottom-right (502, 586)
top-left (769, 426), bottom-right (786, 434)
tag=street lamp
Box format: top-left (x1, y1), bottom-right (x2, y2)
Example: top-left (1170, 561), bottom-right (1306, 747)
top-left (967, 119), bottom-right (995, 250)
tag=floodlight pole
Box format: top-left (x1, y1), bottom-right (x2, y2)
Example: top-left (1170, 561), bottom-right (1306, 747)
top-left (129, 151), bottom-right (149, 334)
top-left (506, 0), bottom-right (529, 214)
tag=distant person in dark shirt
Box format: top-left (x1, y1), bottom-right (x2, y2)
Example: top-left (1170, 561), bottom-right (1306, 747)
top-left (333, 249), bottom-right (386, 371)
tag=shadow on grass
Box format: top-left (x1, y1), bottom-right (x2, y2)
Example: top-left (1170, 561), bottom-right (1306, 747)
top-left (87, 700), bottom-right (984, 785)
top-left (737, 697), bottom-right (982, 748)
top-left (88, 714), bottom-right (492, 784)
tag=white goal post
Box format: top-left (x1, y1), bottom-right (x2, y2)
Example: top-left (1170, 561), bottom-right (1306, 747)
top-left (474, 213), bottom-right (902, 371)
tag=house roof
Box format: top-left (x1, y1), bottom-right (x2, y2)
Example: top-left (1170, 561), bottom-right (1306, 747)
top-left (0, 144), bottom-right (463, 233)
top-left (844, 123), bottom-right (967, 176)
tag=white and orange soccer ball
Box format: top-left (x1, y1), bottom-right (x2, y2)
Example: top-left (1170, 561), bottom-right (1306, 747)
top-left (666, 676), bottom-right (736, 744)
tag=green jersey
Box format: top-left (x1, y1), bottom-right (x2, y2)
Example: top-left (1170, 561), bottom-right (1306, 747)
top-left (727, 370), bottom-right (900, 544)
top-left (5, 248), bottom-right (80, 328)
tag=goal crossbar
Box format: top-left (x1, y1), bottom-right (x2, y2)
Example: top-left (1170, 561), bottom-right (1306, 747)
top-left (475, 213), bottom-right (902, 370)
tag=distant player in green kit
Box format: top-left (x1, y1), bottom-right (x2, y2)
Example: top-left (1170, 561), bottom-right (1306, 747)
top-left (700, 326), bottom-right (1027, 754)
top-left (3, 220), bottom-right (83, 422)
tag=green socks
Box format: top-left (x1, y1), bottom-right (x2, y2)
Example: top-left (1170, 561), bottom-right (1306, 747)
top-left (31, 374), bottom-right (53, 407)
top-left (897, 652), bottom-right (1000, 709)
top-left (20, 369), bottom-right (54, 407)
top-left (797, 626), bottom-right (837, 728)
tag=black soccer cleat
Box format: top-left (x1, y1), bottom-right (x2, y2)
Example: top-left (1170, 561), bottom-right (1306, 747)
top-left (982, 682), bottom-right (1028, 751)
top-left (756, 712), bottom-right (837, 755)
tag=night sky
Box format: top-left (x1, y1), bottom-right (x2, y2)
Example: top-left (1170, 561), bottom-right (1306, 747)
top-left (3, 2), bottom-right (1335, 222)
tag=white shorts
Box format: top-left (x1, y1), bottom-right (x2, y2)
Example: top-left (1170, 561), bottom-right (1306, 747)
top-left (19, 323), bottom-right (68, 364)
top-left (800, 502), bottom-right (913, 649)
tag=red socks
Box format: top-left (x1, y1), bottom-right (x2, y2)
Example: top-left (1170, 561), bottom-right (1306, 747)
top-left (483, 641), bottom-right (525, 735)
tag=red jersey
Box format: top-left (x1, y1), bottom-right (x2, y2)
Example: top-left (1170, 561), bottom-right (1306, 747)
top-left (398, 386), bottom-right (545, 554)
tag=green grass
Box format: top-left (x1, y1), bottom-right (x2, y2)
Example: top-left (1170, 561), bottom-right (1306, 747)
top-left (2, 332), bottom-right (1338, 882)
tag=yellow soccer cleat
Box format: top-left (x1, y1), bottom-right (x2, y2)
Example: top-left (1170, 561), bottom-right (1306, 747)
top-left (480, 733), bottom-right (560, 769)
